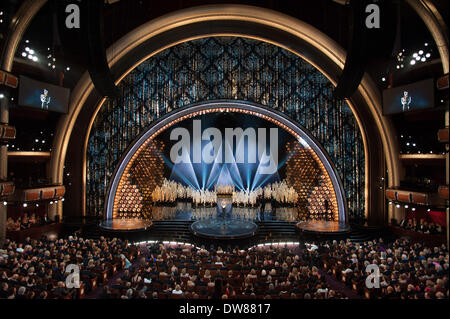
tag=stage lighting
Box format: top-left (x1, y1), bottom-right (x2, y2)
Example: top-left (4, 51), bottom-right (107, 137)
top-left (410, 60), bottom-right (416, 65)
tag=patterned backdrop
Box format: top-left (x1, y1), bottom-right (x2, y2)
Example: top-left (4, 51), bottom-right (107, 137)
top-left (87, 37), bottom-right (365, 220)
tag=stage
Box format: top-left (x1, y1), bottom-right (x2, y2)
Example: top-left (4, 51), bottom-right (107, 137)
top-left (190, 218), bottom-right (258, 239)
top-left (99, 218), bottom-right (153, 231)
top-left (296, 220), bottom-right (351, 234)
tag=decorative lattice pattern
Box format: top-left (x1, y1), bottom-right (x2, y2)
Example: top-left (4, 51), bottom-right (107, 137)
top-left (87, 37), bottom-right (365, 220)
top-left (114, 140), bottom-right (165, 219)
top-left (285, 141), bottom-right (337, 221)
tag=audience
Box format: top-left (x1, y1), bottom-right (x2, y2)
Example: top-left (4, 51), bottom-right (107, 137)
top-left (0, 235), bottom-right (139, 299)
top-left (6, 213), bottom-right (46, 231)
top-left (105, 243), bottom-right (344, 299)
top-left (1, 234), bottom-right (448, 299)
top-left (317, 238), bottom-right (449, 299)
top-left (399, 218), bottom-right (444, 235)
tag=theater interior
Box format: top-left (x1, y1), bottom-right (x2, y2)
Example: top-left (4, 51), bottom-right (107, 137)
top-left (0, 0), bottom-right (448, 302)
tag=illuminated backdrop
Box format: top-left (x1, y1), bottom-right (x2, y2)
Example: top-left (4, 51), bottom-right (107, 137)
top-left (87, 37), bottom-right (365, 220)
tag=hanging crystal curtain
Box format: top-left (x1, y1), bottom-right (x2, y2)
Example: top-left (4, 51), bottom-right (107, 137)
top-left (87, 37), bottom-right (365, 220)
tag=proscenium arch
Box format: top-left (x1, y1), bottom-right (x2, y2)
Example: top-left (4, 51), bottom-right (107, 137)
top-left (48, 4), bottom-right (400, 221)
top-left (87, 35), bottom-right (366, 221)
top-left (105, 101), bottom-right (349, 223)
top-left (2, 3), bottom-right (446, 221)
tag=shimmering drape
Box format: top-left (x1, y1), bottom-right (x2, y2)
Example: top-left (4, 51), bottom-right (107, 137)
top-left (87, 37), bottom-right (365, 220)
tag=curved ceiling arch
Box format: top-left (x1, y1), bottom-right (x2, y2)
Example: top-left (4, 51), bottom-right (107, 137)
top-left (45, 4), bottom-right (401, 219)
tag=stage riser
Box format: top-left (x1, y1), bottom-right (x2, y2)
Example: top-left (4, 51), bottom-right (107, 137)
top-left (93, 220), bottom-right (390, 247)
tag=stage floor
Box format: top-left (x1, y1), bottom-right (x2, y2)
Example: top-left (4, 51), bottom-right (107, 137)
top-left (296, 220), bottom-right (351, 234)
top-left (150, 202), bottom-right (299, 222)
top-left (99, 218), bottom-right (153, 231)
top-left (190, 218), bottom-right (258, 239)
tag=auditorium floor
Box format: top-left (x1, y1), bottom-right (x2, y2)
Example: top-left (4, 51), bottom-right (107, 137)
top-left (84, 242), bottom-right (361, 299)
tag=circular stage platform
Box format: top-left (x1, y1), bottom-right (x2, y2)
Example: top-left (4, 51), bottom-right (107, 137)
top-left (190, 218), bottom-right (258, 239)
top-left (296, 220), bottom-right (351, 234)
top-left (99, 218), bottom-right (153, 231)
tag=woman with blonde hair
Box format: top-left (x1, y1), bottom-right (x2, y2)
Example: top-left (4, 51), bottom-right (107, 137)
top-left (203, 269), bottom-right (211, 280)
top-left (180, 268), bottom-right (189, 278)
